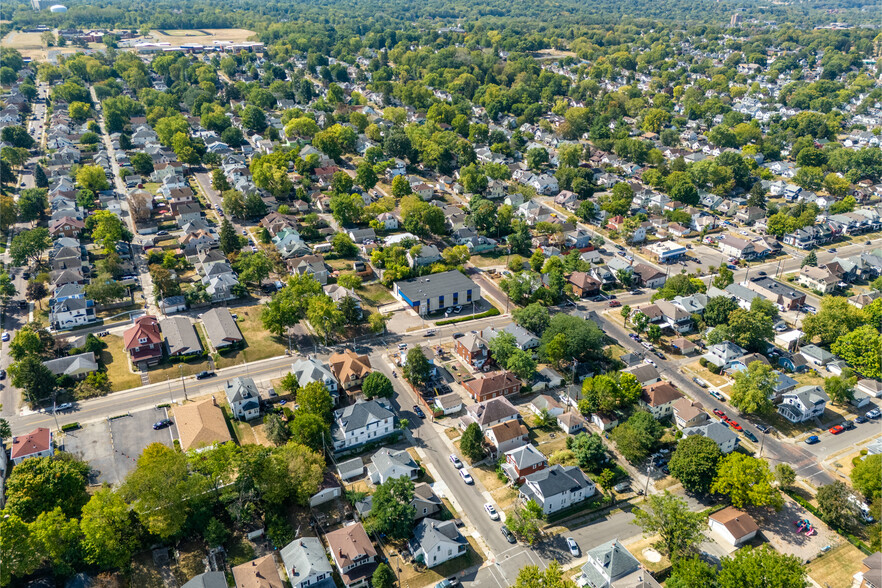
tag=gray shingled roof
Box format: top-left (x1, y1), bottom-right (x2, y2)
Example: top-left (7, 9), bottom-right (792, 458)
top-left (160, 316), bottom-right (202, 356)
top-left (335, 400), bottom-right (393, 433)
top-left (280, 537), bottom-right (334, 586)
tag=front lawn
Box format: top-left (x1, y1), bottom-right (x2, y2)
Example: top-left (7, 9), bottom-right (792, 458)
top-left (213, 304), bottom-right (287, 368)
top-left (101, 334), bottom-right (144, 391)
top-left (807, 543), bottom-right (867, 588)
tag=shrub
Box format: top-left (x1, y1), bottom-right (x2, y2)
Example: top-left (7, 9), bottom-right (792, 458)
top-left (437, 307), bottom-right (500, 325)
top-left (61, 422), bottom-right (80, 431)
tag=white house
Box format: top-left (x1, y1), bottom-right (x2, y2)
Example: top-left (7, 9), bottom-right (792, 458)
top-left (331, 400), bottom-right (395, 452)
top-left (280, 537), bottom-right (335, 588)
top-left (519, 465), bottom-right (596, 515)
top-left (682, 422), bottom-right (739, 454)
top-left (708, 507), bottom-right (759, 547)
top-left (409, 519), bottom-right (468, 568)
top-left (224, 377), bottom-right (261, 420)
top-left (777, 385), bottom-right (829, 423)
top-left (368, 448), bottom-right (419, 485)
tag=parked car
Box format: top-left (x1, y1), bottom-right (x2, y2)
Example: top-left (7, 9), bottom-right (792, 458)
top-left (1, 332), bottom-right (9, 342)
top-left (654, 351), bottom-right (665, 359)
top-left (484, 503), bottom-right (499, 520)
top-left (423, 329), bottom-right (436, 337)
top-left (501, 526), bottom-right (516, 543)
top-left (153, 419), bottom-right (173, 430)
top-left (449, 454), bottom-right (463, 469)
top-left (867, 409), bottom-right (882, 419)
top-left (855, 415), bottom-right (868, 424)
top-left (398, 343), bottom-right (408, 350)
top-left (195, 371), bottom-right (216, 380)
top-left (829, 425), bottom-right (845, 435)
top-left (709, 390), bottom-right (725, 401)
top-left (805, 435), bottom-right (820, 444)
top-left (743, 430), bottom-right (758, 443)
top-left (713, 409), bottom-right (726, 418)
top-left (452, 333), bottom-right (465, 339)
top-left (613, 481), bottom-right (631, 493)
top-left (608, 300), bottom-right (621, 307)
top-left (452, 306), bottom-right (463, 314)
top-left (755, 424), bottom-right (771, 433)
top-left (643, 358), bottom-right (657, 367)
top-left (729, 421), bottom-right (743, 431)
top-left (0, 370), bottom-right (6, 380)
top-left (692, 377), bottom-right (708, 388)
top-left (459, 469), bottom-right (474, 484)
top-left (567, 537), bottom-right (580, 556)
top-left (413, 405), bottom-right (426, 419)
top-left (55, 402), bottom-right (73, 412)
top-left (842, 421), bottom-right (856, 431)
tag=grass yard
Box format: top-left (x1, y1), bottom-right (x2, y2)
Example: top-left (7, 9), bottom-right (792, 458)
top-left (226, 536), bottom-right (257, 567)
top-left (142, 182), bottom-right (161, 195)
top-left (468, 251), bottom-right (507, 268)
top-left (528, 423), bottom-right (569, 458)
top-left (101, 335), bottom-right (144, 391)
top-left (171, 542), bottom-right (208, 586)
top-left (358, 282), bottom-right (395, 310)
top-left (807, 543), bottom-right (867, 588)
top-left (151, 28), bottom-right (257, 43)
top-left (213, 305), bottom-right (287, 368)
top-left (623, 535), bottom-right (670, 574)
top-left (682, 361), bottom-right (731, 388)
top-left (394, 536), bottom-right (485, 588)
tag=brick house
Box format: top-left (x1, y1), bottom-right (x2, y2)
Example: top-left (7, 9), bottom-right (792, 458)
top-left (454, 333), bottom-right (488, 368)
top-left (123, 315), bottom-right (163, 367)
top-left (463, 370), bottom-right (521, 402)
top-left (501, 444), bottom-right (548, 484)
top-left (568, 272), bottom-right (602, 298)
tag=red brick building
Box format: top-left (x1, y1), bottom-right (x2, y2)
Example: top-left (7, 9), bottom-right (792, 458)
top-left (124, 315), bottom-right (163, 368)
top-left (463, 370), bottom-right (521, 402)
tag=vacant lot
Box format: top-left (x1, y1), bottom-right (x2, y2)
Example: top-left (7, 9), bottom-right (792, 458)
top-left (215, 304), bottom-right (287, 368)
top-left (102, 334), bottom-right (144, 392)
top-left (807, 543), bottom-right (866, 588)
top-left (150, 28), bottom-right (256, 43)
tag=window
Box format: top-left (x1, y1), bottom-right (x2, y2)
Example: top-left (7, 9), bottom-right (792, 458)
top-left (466, 289), bottom-right (472, 302)
top-left (439, 295), bottom-right (444, 306)
top-left (453, 292), bottom-right (459, 303)
top-left (138, 337), bottom-right (148, 344)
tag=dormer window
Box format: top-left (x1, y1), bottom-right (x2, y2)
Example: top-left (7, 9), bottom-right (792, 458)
top-left (138, 337), bottom-right (148, 344)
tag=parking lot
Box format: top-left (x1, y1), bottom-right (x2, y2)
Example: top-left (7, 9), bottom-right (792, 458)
top-left (62, 406), bottom-right (178, 485)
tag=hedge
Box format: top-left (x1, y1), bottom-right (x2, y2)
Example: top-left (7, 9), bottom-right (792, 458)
top-left (436, 307), bottom-right (500, 325)
top-left (784, 489), bottom-right (873, 555)
top-left (61, 422), bottom-right (80, 432)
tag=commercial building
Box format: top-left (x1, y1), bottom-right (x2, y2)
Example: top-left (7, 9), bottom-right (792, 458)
top-left (645, 241), bottom-right (688, 263)
top-left (393, 270), bottom-right (480, 316)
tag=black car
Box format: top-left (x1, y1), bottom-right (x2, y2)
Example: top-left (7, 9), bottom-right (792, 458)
top-left (152, 419), bottom-right (173, 430)
top-left (755, 424), bottom-right (771, 433)
top-left (743, 430), bottom-right (758, 443)
top-left (452, 332), bottom-right (464, 339)
top-left (855, 415), bottom-right (868, 424)
top-left (842, 420), bottom-right (856, 431)
top-left (21, 271), bottom-right (30, 280)
top-left (501, 526), bottom-right (516, 544)
top-left (195, 371), bottom-right (216, 380)
top-left (0, 370), bottom-right (6, 380)
top-left (413, 405), bottom-right (426, 418)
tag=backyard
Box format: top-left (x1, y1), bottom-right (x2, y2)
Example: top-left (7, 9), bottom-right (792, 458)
top-left (101, 335), bottom-right (145, 391)
top-left (807, 543), bottom-right (867, 588)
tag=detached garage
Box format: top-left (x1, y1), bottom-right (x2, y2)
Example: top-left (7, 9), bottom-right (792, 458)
top-left (709, 506), bottom-right (758, 547)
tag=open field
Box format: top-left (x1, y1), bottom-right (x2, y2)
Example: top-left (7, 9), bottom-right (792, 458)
top-left (149, 28), bottom-right (256, 43)
top-left (0, 32), bottom-right (105, 60)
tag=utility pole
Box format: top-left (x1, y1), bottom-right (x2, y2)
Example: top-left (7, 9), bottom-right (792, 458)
top-left (179, 364), bottom-right (188, 401)
top-left (167, 376), bottom-right (173, 404)
top-left (643, 463), bottom-right (654, 497)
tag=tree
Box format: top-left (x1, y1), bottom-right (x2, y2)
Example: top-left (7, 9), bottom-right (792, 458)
top-left (391, 174), bottom-right (411, 198)
top-left (403, 346), bottom-right (431, 387)
top-left (851, 454), bottom-right (881, 502)
top-left (817, 481), bottom-right (861, 531)
top-left (264, 413), bottom-right (291, 446)
top-left (512, 303), bottom-right (550, 335)
top-left (633, 491), bottom-right (707, 557)
top-left (565, 433), bottom-right (606, 472)
top-left (712, 264), bottom-right (735, 289)
top-left (5, 455), bottom-right (91, 522)
top-left (85, 275), bottom-right (127, 305)
top-left (9, 327), bottom-right (46, 360)
top-left (10, 227), bottom-right (51, 268)
top-left (10, 355), bottom-right (56, 404)
top-left (80, 488), bottom-right (139, 569)
top-left (278, 372), bottom-right (300, 396)
top-left (727, 308), bottom-right (774, 353)
top-left (0, 513), bottom-right (42, 585)
top-left (234, 251), bottom-right (273, 287)
top-left (513, 561), bottom-right (574, 588)
top-left (610, 411), bottom-right (662, 463)
top-left (460, 422), bottom-right (485, 461)
top-left (368, 311), bottom-right (388, 334)
top-left (30, 507), bottom-right (83, 576)
top-left (355, 161), bottom-right (378, 190)
top-left (831, 325), bottom-right (881, 380)
top-left (261, 274), bottom-right (323, 336)
top-left (120, 443), bottom-right (208, 539)
top-left (488, 331), bottom-right (517, 367)
top-left (774, 464), bottom-right (796, 490)
top-left (219, 218), bottom-right (239, 255)
top-left (76, 165), bottom-right (110, 192)
top-left (507, 499), bottom-right (544, 545)
top-left (373, 563), bottom-right (395, 588)
top-left (367, 476), bottom-right (416, 539)
top-left (803, 296), bottom-right (867, 346)
top-left (540, 313), bottom-right (604, 363)
top-left (241, 105), bottom-right (266, 132)
top-left (289, 412), bottom-right (330, 452)
top-left (307, 295), bottom-right (345, 343)
top-left (507, 349), bottom-right (537, 380)
top-left (668, 556), bottom-right (718, 588)
top-left (362, 372), bottom-right (394, 400)
top-left (297, 381), bottom-right (334, 422)
top-left (801, 250), bottom-right (818, 267)
top-left (718, 545), bottom-right (807, 588)
top-left (89, 210), bottom-right (128, 254)
top-left (824, 375), bottom-right (855, 405)
top-left (647, 324), bottom-right (662, 344)
top-left (526, 147), bottom-right (549, 170)
top-left (34, 164), bottom-right (48, 188)
top-left (711, 453), bottom-right (782, 509)
top-left (730, 361), bottom-right (776, 415)
top-left (17, 188), bottom-right (48, 224)
top-left (668, 434), bottom-right (723, 494)
top-left (332, 232), bottom-right (358, 257)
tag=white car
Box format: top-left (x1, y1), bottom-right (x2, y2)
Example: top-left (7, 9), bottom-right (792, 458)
top-left (643, 358), bottom-right (657, 367)
top-left (1, 332), bottom-right (9, 342)
top-left (449, 454), bottom-right (463, 469)
top-left (484, 503), bottom-right (499, 520)
top-left (567, 537), bottom-right (580, 556)
top-left (459, 469), bottom-right (474, 484)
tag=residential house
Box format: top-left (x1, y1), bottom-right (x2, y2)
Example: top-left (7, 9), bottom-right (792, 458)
top-left (709, 507), bottom-right (759, 547)
top-left (329, 350), bottom-right (372, 391)
top-left (744, 277), bottom-right (806, 311)
top-left (291, 357), bottom-right (339, 400)
top-left (557, 412), bottom-right (588, 434)
top-left (50, 297), bottom-right (97, 331)
top-left (534, 367), bottom-right (565, 391)
top-left (852, 552), bottom-right (881, 588)
top-left (49, 216), bottom-right (85, 238)
top-left (42, 352), bottom-right (98, 380)
top-left (325, 523), bottom-right (378, 588)
top-left (590, 412), bottom-right (619, 432)
top-left (331, 400), bottom-right (395, 452)
top-left (519, 465), bottom-right (596, 515)
top-left (124, 315), bottom-right (163, 367)
top-left (529, 395), bottom-right (565, 418)
top-left (181, 572), bottom-right (227, 588)
top-left (310, 471), bottom-right (343, 507)
top-left (412, 483), bottom-right (442, 519)
top-left (481, 323), bottom-right (541, 351)
top-left (778, 385), bottom-right (829, 423)
top-left (159, 316), bottom-right (202, 357)
top-left (224, 377), bottom-right (261, 421)
top-left (433, 392), bottom-right (464, 416)
top-left (281, 536), bottom-right (343, 588)
top-left (202, 308), bottom-right (244, 350)
top-left (655, 299), bottom-right (694, 333)
top-left (368, 448), bottom-right (419, 485)
top-left (409, 519), bottom-right (468, 568)
top-left (568, 272), bottom-right (602, 298)
top-left (289, 255), bottom-right (329, 285)
top-left (463, 370), bottom-right (521, 402)
top-left (460, 397), bottom-right (519, 431)
top-left (578, 540), bottom-right (661, 588)
top-left (407, 245), bottom-right (442, 268)
top-left (682, 421), bottom-right (739, 454)
top-left (702, 342), bottom-right (747, 369)
top-left (798, 265), bottom-right (838, 294)
top-left (484, 419), bottom-right (530, 454)
top-left (623, 364), bottom-right (661, 386)
top-left (232, 555), bottom-right (284, 588)
top-left (857, 379), bottom-right (882, 399)
top-left (454, 333), bottom-right (488, 368)
top-left (175, 399), bottom-right (233, 452)
top-left (671, 398), bottom-right (709, 429)
top-left (718, 235), bottom-right (757, 260)
top-left (640, 381), bottom-right (685, 418)
top-left (632, 263), bottom-right (666, 289)
top-left (11, 428), bottom-right (54, 464)
top-left (800, 344), bottom-right (835, 366)
top-left (501, 444), bottom-right (548, 484)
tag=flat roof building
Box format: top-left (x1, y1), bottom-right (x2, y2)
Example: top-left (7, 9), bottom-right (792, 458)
top-left (393, 270), bottom-right (480, 316)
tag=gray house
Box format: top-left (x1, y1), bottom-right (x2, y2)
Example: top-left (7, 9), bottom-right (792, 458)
top-left (43, 352), bottom-right (98, 380)
top-left (224, 377), bottom-right (260, 421)
top-left (159, 316), bottom-right (203, 357)
top-left (202, 308), bottom-right (243, 350)
top-left (409, 519), bottom-right (468, 568)
top-left (280, 536), bottom-right (335, 588)
top-left (368, 448), bottom-right (419, 485)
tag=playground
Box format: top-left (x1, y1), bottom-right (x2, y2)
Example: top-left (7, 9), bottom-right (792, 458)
top-left (756, 499), bottom-right (832, 562)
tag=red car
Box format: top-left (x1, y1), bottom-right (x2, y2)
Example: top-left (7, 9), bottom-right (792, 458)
top-left (713, 409), bottom-right (726, 418)
top-left (829, 425), bottom-right (845, 435)
top-left (729, 421), bottom-right (743, 431)
top-left (608, 300), bottom-right (622, 307)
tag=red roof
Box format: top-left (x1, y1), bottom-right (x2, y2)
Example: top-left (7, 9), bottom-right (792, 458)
top-left (11, 427), bottom-right (52, 459)
top-left (124, 315), bottom-right (161, 351)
